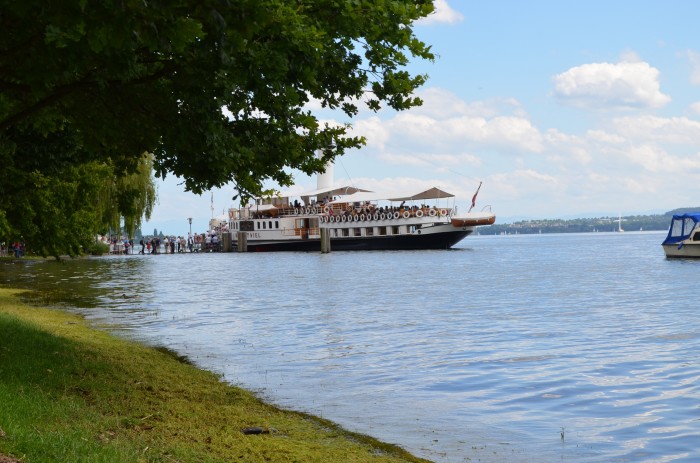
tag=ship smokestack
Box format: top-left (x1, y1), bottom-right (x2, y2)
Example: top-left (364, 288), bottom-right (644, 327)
top-left (316, 150), bottom-right (334, 190)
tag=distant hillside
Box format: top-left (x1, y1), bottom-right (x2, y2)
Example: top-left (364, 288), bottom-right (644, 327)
top-left (480, 207), bottom-right (700, 235)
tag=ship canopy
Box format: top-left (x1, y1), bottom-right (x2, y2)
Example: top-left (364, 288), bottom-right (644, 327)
top-left (247, 203), bottom-right (279, 212)
top-left (329, 187), bottom-right (455, 204)
top-left (298, 184), bottom-right (370, 204)
top-left (247, 184), bottom-right (368, 208)
top-left (329, 191), bottom-right (384, 204)
top-left (388, 187), bottom-right (454, 202)
top-left (251, 185), bottom-right (456, 207)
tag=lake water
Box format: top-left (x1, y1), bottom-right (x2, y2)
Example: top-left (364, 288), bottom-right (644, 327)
top-left (2, 231), bottom-right (699, 463)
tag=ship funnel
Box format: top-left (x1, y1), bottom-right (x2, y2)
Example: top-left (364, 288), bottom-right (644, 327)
top-left (316, 150), bottom-right (334, 190)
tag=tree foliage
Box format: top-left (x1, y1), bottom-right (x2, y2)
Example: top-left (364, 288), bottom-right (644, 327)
top-left (1, 0), bottom-right (435, 198)
top-left (0, 130), bottom-right (156, 257)
top-left (1, 1), bottom-right (435, 255)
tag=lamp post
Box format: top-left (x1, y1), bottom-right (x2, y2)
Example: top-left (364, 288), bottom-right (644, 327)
top-left (187, 218), bottom-right (193, 252)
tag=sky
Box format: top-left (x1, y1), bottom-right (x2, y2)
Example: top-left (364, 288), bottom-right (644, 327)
top-left (142, 0), bottom-right (700, 236)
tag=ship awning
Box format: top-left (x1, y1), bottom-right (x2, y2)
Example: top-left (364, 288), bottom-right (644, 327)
top-left (246, 204), bottom-right (278, 212)
top-left (328, 187), bottom-right (456, 204)
top-left (389, 187), bottom-right (455, 202)
top-left (299, 184), bottom-right (371, 199)
top-left (329, 191), bottom-right (384, 204)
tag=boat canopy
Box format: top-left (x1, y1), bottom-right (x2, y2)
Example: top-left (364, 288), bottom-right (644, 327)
top-left (662, 213), bottom-right (700, 245)
top-left (299, 184), bottom-right (370, 201)
top-left (247, 204), bottom-right (278, 212)
top-left (329, 191), bottom-right (383, 204)
top-left (329, 187), bottom-right (456, 205)
top-left (389, 187), bottom-right (455, 202)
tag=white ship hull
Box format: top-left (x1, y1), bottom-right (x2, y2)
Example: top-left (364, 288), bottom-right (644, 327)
top-left (230, 210), bottom-right (493, 252)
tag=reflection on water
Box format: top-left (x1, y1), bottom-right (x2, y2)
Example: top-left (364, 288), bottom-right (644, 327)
top-left (1, 232), bottom-right (699, 463)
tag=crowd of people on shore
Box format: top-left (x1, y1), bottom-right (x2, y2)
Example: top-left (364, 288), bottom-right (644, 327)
top-left (1, 232), bottom-right (222, 259)
top-left (0, 242), bottom-right (24, 258)
top-left (101, 232), bottom-right (220, 255)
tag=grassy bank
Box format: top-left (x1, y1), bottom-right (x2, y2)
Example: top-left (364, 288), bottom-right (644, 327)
top-left (0, 288), bottom-right (430, 463)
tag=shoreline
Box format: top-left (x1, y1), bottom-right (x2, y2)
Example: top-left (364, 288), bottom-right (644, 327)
top-left (0, 287), bottom-right (431, 463)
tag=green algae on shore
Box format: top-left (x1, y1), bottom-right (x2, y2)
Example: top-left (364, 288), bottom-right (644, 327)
top-left (0, 288), bottom-right (430, 463)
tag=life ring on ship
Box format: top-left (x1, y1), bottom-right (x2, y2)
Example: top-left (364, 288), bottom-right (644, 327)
top-left (403, 211), bottom-right (410, 219)
top-left (393, 212), bottom-right (400, 219)
top-left (360, 214), bottom-right (365, 221)
top-left (341, 215), bottom-right (347, 222)
top-left (379, 213), bottom-right (385, 220)
top-left (440, 209), bottom-right (447, 217)
top-left (353, 215), bottom-right (359, 222)
top-left (429, 209), bottom-right (437, 217)
top-left (294, 208), bottom-right (299, 215)
top-left (416, 210), bottom-right (424, 218)
top-left (311, 207), bottom-right (317, 214)
top-left (323, 206), bottom-right (330, 213)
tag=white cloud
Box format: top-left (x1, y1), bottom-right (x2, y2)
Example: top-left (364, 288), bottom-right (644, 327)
top-left (354, 89), bottom-right (543, 153)
top-left (585, 129), bottom-right (626, 144)
top-left (621, 176), bottom-right (659, 194)
top-left (352, 116), bottom-right (391, 149)
top-left (691, 101), bottom-right (700, 115)
top-left (378, 151), bottom-right (481, 169)
top-left (686, 50), bottom-right (700, 85)
top-left (552, 60), bottom-right (671, 109)
top-left (417, 0), bottom-right (464, 25)
top-left (623, 144), bottom-right (700, 173)
top-left (488, 169), bottom-right (562, 205)
top-left (612, 115), bottom-right (700, 144)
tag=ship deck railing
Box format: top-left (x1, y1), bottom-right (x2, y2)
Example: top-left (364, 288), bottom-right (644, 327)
top-left (274, 205), bottom-right (454, 219)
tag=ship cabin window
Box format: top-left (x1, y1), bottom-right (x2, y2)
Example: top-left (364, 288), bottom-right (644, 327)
top-left (378, 227), bottom-right (387, 236)
top-left (392, 226), bottom-right (400, 235)
top-left (366, 227), bottom-right (374, 236)
top-left (262, 221), bottom-right (266, 229)
top-left (354, 228), bottom-right (362, 236)
top-left (342, 228), bottom-right (349, 237)
top-left (256, 221), bottom-right (261, 230)
top-left (408, 225), bottom-right (417, 234)
top-left (269, 221), bottom-right (273, 229)
top-left (333, 229), bottom-right (339, 237)
top-left (693, 231), bottom-right (700, 241)
top-left (275, 221), bottom-right (279, 229)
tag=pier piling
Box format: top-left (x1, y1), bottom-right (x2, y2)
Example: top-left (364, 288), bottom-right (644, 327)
top-left (320, 228), bottom-right (331, 253)
top-left (237, 232), bottom-right (248, 252)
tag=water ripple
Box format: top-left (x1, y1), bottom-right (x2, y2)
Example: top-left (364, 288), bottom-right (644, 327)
top-left (2, 232), bottom-right (699, 462)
